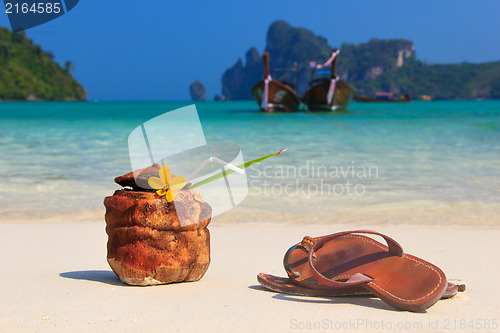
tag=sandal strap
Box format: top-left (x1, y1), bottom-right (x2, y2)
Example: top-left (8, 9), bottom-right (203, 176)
top-left (308, 230), bottom-right (404, 288)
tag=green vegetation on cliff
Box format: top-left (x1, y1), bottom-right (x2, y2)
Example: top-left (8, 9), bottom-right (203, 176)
top-left (0, 26), bottom-right (86, 101)
top-left (340, 39), bottom-right (500, 99)
top-left (222, 20), bottom-right (500, 100)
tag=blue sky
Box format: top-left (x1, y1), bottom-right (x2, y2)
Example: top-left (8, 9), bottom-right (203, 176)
top-left (1, 0), bottom-right (499, 101)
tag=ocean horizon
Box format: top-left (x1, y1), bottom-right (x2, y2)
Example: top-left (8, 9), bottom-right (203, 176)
top-left (0, 100), bottom-right (499, 225)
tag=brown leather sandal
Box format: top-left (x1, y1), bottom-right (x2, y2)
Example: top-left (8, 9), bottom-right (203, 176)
top-left (257, 274), bottom-right (465, 299)
top-left (258, 230), bottom-right (464, 312)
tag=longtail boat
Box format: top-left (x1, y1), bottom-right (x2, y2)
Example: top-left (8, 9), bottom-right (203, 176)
top-left (354, 92), bottom-right (412, 103)
top-left (303, 50), bottom-right (354, 111)
top-left (251, 52), bottom-right (303, 112)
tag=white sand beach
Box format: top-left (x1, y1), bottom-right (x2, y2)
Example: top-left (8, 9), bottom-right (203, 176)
top-left (1, 221), bottom-right (499, 332)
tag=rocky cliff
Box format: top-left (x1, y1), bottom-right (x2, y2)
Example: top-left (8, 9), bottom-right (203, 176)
top-left (189, 80), bottom-right (206, 101)
top-left (221, 20), bottom-right (500, 100)
top-left (222, 47), bottom-right (263, 100)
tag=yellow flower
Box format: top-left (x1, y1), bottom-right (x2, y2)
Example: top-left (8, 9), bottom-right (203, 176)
top-left (148, 165), bottom-right (187, 202)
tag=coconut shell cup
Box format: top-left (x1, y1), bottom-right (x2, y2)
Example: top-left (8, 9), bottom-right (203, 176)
top-left (104, 165), bottom-right (212, 286)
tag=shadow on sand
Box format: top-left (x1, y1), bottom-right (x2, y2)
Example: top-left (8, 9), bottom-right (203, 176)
top-left (59, 270), bottom-right (125, 286)
top-left (248, 284), bottom-right (404, 312)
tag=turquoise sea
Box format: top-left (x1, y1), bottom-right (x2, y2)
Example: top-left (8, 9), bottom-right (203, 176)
top-left (0, 100), bottom-right (499, 225)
